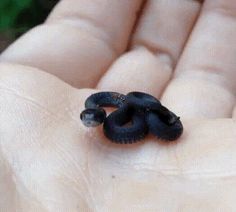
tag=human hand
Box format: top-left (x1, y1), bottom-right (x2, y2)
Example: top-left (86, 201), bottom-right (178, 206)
top-left (0, 0), bottom-right (236, 211)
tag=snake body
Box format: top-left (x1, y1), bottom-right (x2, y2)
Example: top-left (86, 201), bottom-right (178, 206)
top-left (80, 91), bottom-right (183, 144)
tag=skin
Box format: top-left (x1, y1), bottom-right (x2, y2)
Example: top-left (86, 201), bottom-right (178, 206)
top-left (0, 0), bottom-right (236, 211)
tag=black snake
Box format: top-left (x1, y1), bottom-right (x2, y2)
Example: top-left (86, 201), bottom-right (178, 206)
top-left (80, 91), bottom-right (183, 144)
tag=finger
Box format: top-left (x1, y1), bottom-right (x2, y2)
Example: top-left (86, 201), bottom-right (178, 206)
top-left (162, 0), bottom-right (236, 118)
top-left (0, 0), bottom-right (143, 88)
top-left (97, 0), bottom-right (202, 96)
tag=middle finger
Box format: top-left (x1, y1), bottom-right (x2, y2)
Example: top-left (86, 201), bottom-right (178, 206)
top-left (98, 0), bottom-right (202, 96)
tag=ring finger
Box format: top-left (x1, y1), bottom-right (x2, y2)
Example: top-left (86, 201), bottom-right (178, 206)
top-left (162, 0), bottom-right (236, 118)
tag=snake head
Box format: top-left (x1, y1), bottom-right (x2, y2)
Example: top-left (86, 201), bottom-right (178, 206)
top-left (80, 108), bottom-right (106, 127)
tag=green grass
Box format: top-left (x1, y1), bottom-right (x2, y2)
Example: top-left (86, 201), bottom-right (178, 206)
top-left (0, 0), bottom-right (58, 38)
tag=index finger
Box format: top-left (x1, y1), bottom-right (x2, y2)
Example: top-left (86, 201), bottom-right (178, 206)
top-left (0, 0), bottom-right (143, 88)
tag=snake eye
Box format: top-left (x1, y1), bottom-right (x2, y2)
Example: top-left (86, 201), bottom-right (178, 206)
top-left (80, 108), bottom-right (106, 127)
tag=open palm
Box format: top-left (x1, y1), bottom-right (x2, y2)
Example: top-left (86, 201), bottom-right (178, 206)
top-left (0, 0), bottom-right (236, 211)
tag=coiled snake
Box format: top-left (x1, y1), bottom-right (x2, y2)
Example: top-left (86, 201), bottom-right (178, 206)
top-left (80, 91), bottom-right (183, 144)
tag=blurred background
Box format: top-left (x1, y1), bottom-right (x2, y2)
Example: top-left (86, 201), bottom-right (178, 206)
top-left (0, 0), bottom-right (59, 52)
